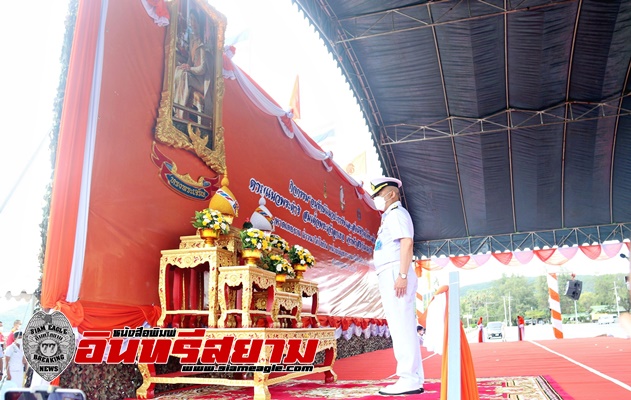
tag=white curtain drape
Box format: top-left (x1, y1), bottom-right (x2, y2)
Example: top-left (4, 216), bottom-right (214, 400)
top-left (66, 0), bottom-right (109, 302)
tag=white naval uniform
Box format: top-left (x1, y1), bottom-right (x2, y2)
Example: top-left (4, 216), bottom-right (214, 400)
top-left (374, 201), bottom-right (424, 389)
top-left (5, 343), bottom-right (25, 387)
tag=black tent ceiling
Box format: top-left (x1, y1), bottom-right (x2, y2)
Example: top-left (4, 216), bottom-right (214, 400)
top-left (292, 0), bottom-right (631, 257)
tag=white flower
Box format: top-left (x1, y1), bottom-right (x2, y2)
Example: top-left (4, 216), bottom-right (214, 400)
top-left (276, 265), bottom-right (282, 272)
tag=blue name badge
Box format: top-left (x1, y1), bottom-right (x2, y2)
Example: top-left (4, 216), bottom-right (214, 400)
top-left (374, 239), bottom-right (382, 251)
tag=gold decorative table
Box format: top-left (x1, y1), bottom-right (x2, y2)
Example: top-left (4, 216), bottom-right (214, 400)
top-left (281, 279), bottom-right (320, 327)
top-left (150, 232), bottom-right (332, 400)
top-left (271, 291), bottom-right (301, 328)
top-left (136, 327), bottom-right (337, 400)
top-left (157, 241), bottom-right (234, 328)
top-left (217, 265), bottom-right (277, 328)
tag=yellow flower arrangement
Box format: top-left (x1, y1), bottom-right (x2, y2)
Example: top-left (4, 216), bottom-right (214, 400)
top-left (288, 245), bottom-right (316, 268)
top-left (262, 254), bottom-right (295, 276)
top-left (240, 228), bottom-right (271, 251)
top-left (191, 208), bottom-right (230, 234)
top-left (268, 234), bottom-right (289, 253)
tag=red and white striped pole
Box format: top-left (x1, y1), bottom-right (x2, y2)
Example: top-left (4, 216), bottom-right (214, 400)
top-left (547, 272), bottom-right (564, 339)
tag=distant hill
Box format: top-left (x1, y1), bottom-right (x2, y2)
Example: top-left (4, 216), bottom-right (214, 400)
top-left (460, 275), bottom-right (602, 296)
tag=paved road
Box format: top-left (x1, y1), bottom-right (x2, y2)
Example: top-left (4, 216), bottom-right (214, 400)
top-left (465, 322), bottom-right (628, 343)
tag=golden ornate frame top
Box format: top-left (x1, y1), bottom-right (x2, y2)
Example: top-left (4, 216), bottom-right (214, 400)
top-left (155, 0), bottom-right (227, 174)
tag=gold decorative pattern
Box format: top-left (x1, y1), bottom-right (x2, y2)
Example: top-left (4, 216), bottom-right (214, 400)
top-left (272, 291), bottom-right (301, 328)
top-left (152, 228), bottom-right (333, 399)
top-left (178, 234), bottom-right (205, 249)
top-left (136, 363), bottom-right (152, 398)
top-left (157, 245), bottom-right (232, 328)
top-left (154, 0), bottom-right (227, 174)
top-left (281, 279), bottom-right (320, 327)
top-left (136, 328), bottom-right (337, 400)
top-left (218, 266), bottom-right (276, 328)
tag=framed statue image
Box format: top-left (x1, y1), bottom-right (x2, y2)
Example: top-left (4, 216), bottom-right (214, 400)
top-left (155, 0), bottom-right (227, 174)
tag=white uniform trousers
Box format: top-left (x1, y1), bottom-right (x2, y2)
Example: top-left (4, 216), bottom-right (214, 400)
top-left (8, 367), bottom-right (24, 387)
top-left (377, 263), bottom-right (424, 388)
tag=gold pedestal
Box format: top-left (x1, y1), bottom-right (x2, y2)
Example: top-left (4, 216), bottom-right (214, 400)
top-left (242, 248), bottom-right (262, 266)
top-left (136, 328), bottom-right (337, 400)
top-left (218, 265), bottom-right (276, 328)
top-left (157, 246), bottom-right (233, 329)
top-left (275, 273), bottom-right (287, 290)
top-left (293, 264), bottom-right (307, 279)
top-left (199, 228), bottom-right (219, 246)
top-left (281, 278), bottom-right (320, 328)
top-left (272, 290), bottom-right (301, 328)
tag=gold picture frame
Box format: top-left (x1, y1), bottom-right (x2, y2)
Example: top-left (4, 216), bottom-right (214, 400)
top-left (155, 0), bottom-right (227, 174)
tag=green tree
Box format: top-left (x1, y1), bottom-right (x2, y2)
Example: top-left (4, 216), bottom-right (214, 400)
top-left (533, 275), bottom-right (550, 313)
top-left (592, 274), bottom-right (626, 312)
top-left (577, 292), bottom-right (597, 314)
top-left (491, 274), bottom-right (539, 325)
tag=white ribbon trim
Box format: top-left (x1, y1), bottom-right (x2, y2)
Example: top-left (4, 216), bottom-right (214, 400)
top-left (140, 0), bottom-right (169, 27)
top-left (222, 48), bottom-right (376, 208)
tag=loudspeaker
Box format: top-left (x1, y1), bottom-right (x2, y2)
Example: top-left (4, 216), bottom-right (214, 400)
top-left (564, 279), bottom-right (583, 301)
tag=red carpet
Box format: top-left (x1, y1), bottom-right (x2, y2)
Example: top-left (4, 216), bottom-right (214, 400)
top-left (142, 376), bottom-right (567, 399)
top-left (323, 337), bottom-right (631, 400)
top-left (468, 338), bottom-right (631, 400)
top-left (129, 337), bottom-right (631, 399)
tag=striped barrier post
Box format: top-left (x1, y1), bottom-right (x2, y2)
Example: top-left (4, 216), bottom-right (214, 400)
top-left (547, 272), bottom-right (564, 339)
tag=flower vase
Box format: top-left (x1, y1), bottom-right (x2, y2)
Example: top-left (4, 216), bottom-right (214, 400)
top-left (242, 248), bottom-right (262, 266)
top-left (199, 228), bottom-right (219, 247)
top-left (293, 264), bottom-right (307, 280)
top-left (275, 273), bottom-right (287, 290)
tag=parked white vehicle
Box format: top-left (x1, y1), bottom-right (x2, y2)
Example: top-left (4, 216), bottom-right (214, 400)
top-left (597, 315), bottom-right (618, 325)
top-left (486, 321), bottom-right (506, 341)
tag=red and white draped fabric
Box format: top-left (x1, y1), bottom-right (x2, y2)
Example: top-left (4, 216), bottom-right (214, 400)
top-left (140, 0), bottom-right (169, 26)
top-left (42, 0), bottom-right (106, 310)
top-left (41, 0), bottom-right (164, 331)
top-left (425, 242), bottom-right (629, 270)
top-left (314, 316), bottom-right (390, 340)
top-left (40, 0), bottom-right (381, 333)
top-left (221, 47), bottom-right (376, 210)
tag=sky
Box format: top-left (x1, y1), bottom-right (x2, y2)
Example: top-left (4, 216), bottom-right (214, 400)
top-left (0, 0), bottom-right (382, 296)
top-left (209, 0), bottom-right (383, 182)
top-left (0, 0), bottom-right (628, 300)
top-left (0, 0), bottom-right (69, 294)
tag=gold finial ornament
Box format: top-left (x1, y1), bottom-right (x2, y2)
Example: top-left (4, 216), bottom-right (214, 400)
top-left (209, 174), bottom-right (239, 224)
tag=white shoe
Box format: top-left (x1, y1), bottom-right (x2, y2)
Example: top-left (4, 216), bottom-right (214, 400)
top-left (378, 380), bottom-right (424, 396)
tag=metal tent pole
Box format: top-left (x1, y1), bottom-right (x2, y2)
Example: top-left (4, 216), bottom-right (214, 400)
top-left (447, 271), bottom-right (461, 400)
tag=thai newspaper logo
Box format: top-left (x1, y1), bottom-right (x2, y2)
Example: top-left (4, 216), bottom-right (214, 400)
top-left (23, 311), bottom-right (76, 381)
top-left (75, 328), bottom-right (318, 373)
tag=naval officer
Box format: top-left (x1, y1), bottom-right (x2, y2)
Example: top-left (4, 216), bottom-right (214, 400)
top-left (371, 177), bottom-right (424, 396)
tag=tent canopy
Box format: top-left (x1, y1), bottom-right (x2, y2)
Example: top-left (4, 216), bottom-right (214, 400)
top-left (293, 0), bottom-right (631, 256)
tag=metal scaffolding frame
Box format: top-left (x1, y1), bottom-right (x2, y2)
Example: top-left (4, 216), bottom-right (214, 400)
top-left (380, 95), bottom-right (631, 144)
top-left (334, 0), bottom-right (576, 45)
top-left (297, 0), bottom-right (631, 254)
top-left (415, 221), bottom-right (631, 258)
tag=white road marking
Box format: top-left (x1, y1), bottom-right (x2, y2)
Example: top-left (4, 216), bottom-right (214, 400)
top-left (530, 340), bottom-right (631, 392)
